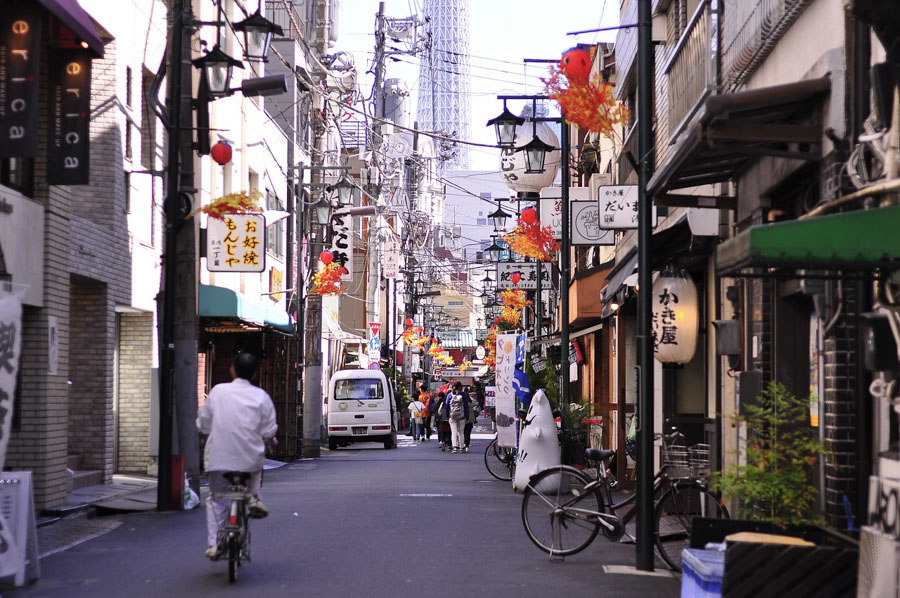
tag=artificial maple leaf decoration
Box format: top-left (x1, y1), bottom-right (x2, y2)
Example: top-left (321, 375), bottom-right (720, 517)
top-left (503, 216), bottom-right (559, 263)
top-left (498, 288), bottom-right (532, 328)
top-left (310, 262), bottom-right (344, 295)
top-left (543, 65), bottom-right (629, 139)
top-left (187, 190), bottom-right (262, 221)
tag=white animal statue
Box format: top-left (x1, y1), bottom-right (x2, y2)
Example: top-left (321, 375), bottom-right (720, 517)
top-left (513, 389), bottom-right (561, 492)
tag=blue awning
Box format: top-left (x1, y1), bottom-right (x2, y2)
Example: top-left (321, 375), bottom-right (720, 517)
top-left (199, 284), bottom-right (293, 333)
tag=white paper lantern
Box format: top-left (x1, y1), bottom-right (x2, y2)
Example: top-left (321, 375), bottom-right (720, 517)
top-left (652, 270), bottom-right (699, 364)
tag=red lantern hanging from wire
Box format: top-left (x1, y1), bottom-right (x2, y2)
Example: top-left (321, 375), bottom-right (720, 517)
top-left (320, 251), bottom-right (334, 265)
top-left (211, 141), bottom-right (233, 165)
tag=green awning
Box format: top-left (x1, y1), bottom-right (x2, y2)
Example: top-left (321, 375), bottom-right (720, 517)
top-left (199, 284), bottom-right (293, 333)
top-left (717, 205), bottom-right (900, 275)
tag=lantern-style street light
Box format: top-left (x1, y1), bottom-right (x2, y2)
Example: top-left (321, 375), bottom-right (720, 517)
top-left (193, 45), bottom-right (243, 97)
top-left (233, 8), bottom-right (283, 63)
top-left (486, 103), bottom-right (526, 148)
top-left (518, 135), bottom-right (558, 174)
top-left (486, 237), bottom-right (504, 263)
top-left (314, 195), bottom-right (334, 225)
top-left (328, 175), bottom-right (356, 205)
top-left (488, 200), bottom-right (512, 231)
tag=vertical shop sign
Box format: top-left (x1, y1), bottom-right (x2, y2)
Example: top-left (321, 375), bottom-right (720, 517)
top-left (206, 214), bottom-right (266, 272)
top-left (0, 1), bottom-right (42, 158)
top-left (330, 211), bottom-right (353, 282)
top-left (48, 50), bottom-right (91, 185)
top-left (0, 291), bottom-right (22, 471)
top-left (495, 333), bottom-right (518, 449)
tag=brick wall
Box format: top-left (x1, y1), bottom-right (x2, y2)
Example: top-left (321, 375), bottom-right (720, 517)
top-left (117, 312), bottom-right (153, 473)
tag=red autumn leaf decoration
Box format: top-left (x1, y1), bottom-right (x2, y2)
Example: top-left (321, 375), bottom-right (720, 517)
top-left (503, 215), bottom-right (559, 263)
top-left (543, 65), bottom-right (629, 139)
top-left (310, 262), bottom-right (344, 295)
top-left (187, 190), bottom-right (262, 221)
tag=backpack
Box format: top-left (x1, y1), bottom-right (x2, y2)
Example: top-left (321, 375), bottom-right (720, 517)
top-left (449, 394), bottom-right (465, 421)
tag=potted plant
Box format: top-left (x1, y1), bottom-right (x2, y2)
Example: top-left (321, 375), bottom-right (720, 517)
top-left (693, 382), bottom-right (858, 597)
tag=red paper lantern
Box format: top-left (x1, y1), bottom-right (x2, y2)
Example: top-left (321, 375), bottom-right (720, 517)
top-left (510, 272), bottom-right (522, 284)
top-left (521, 207), bottom-right (538, 224)
top-left (405, 318), bottom-right (413, 326)
top-left (211, 141), bottom-right (232, 165)
top-left (560, 47), bottom-right (592, 85)
top-left (320, 251), bottom-right (334, 264)
top-left (494, 316), bottom-right (501, 324)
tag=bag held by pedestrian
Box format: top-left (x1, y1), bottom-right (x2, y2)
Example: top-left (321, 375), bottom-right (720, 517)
top-left (449, 394), bottom-right (465, 421)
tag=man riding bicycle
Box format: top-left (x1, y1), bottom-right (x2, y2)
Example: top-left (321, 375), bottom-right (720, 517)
top-left (197, 352), bottom-right (278, 560)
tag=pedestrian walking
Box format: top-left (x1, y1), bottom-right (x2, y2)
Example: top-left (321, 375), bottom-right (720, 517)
top-left (442, 382), bottom-right (470, 453)
top-left (464, 391), bottom-right (480, 450)
top-left (408, 394), bottom-right (426, 442)
top-left (196, 352), bottom-right (277, 560)
top-left (433, 391), bottom-right (451, 451)
top-left (419, 384), bottom-right (433, 441)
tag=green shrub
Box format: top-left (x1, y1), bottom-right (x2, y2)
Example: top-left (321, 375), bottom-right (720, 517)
top-left (712, 382), bottom-right (827, 526)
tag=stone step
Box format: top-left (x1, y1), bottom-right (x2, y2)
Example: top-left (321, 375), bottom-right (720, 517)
top-left (71, 470), bottom-right (104, 490)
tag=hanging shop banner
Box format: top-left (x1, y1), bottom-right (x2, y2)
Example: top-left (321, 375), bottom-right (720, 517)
top-left (48, 50), bottom-right (92, 185)
top-left (495, 333), bottom-right (518, 448)
top-left (496, 262), bottom-right (551, 290)
top-left (330, 211), bottom-right (353, 282)
top-left (571, 201), bottom-right (615, 245)
top-left (206, 214), bottom-right (266, 272)
top-left (598, 185), bottom-right (657, 229)
top-left (0, 1), bottom-right (43, 158)
top-left (484, 386), bottom-right (496, 409)
top-left (539, 187), bottom-right (590, 240)
top-left (0, 291), bottom-right (23, 472)
top-left (382, 234), bottom-right (400, 279)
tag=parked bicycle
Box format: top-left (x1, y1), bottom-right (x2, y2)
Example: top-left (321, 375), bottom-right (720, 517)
top-left (520, 430), bottom-right (728, 570)
top-left (214, 471), bottom-right (253, 583)
top-left (484, 436), bottom-right (516, 481)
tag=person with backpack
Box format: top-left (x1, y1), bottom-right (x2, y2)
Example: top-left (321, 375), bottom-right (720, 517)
top-left (441, 382), bottom-right (470, 453)
top-left (408, 393), bottom-right (426, 443)
top-left (464, 389), bottom-right (480, 450)
top-left (433, 391), bottom-right (451, 451)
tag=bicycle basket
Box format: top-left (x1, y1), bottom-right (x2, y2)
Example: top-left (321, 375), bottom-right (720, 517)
top-left (661, 443), bottom-right (691, 480)
top-left (688, 443), bottom-right (711, 479)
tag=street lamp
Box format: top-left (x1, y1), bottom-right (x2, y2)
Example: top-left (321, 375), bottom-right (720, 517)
top-left (328, 175), bottom-right (356, 206)
top-left (518, 135), bottom-right (558, 174)
top-left (486, 237), bottom-right (504, 262)
top-left (233, 8), bottom-right (283, 63)
top-left (192, 45), bottom-right (243, 97)
top-left (486, 102), bottom-right (526, 148)
top-left (488, 200), bottom-right (512, 231)
top-left (314, 195), bottom-right (334, 225)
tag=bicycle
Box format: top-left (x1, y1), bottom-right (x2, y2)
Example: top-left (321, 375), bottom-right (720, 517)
top-left (520, 431), bottom-right (728, 570)
top-left (484, 436), bottom-right (516, 481)
top-left (214, 471), bottom-right (253, 583)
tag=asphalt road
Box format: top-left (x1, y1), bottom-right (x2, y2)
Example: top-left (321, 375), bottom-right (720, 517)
top-left (8, 422), bottom-right (680, 597)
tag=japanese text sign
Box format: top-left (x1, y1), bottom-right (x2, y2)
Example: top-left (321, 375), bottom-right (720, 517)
top-left (330, 211), bottom-right (353, 282)
top-left (539, 187), bottom-right (591, 239)
top-left (206, 214), bottom-right (266, 272)
top-left (496, 262), bottom-right (550, 290)
top-left (598, 185), bottom-right (656, 229)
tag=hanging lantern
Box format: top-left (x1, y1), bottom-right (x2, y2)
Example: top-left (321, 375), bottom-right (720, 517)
top-left (211, 141), bottom-right (232, 165)
top-left (320, 251), bottom-right (334, 264)
top-left (651, 270), bottom-right (699, 364)
top-left (520, 207), bottom-right (538, 224)
top-left (510, 272), bottom-right (522, 284)
top-left (405, 318), bottom-right (413, 326)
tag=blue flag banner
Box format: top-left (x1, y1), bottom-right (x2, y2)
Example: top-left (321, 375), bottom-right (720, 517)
top-left (513, 367), bottom-right (531, 407)
top-left (516, 334), bottom-right (526, 366)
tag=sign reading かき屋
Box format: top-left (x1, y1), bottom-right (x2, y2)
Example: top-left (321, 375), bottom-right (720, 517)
top-left (206, 215), bottom-right (266, 272)
top-left (598, 185), bottom-right (657, 229)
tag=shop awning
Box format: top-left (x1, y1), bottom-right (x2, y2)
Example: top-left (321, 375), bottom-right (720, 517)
top-left (199, 284), bottom-right (293, 333)
top-left (601, 249), bottom-right (638, 302)
top-left (716, 205), bottom-right (900, 276)
top-left (39, 0), bottom-right (105, 58)
top-left (648, 77), bottom-right (831, 198)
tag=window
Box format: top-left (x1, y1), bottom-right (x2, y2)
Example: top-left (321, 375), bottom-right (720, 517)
top-left (125, 66), bottom-right (133, 108)
top-left (335, 379), bottom-right (384, 400)
top-left (265, 190), bottom-right (284, 257)
top-left (0, 158), bottom-right (34, 197)
top-left (124, 171), bottom-right (131, 213)
top-left (476, 218), bottom-right (487, 226)
top-left (141, 69), bottom-right (158, 171)
top-left (125, 121), bottom-right (133, 161)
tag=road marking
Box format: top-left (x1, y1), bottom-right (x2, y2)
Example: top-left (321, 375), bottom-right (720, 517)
top-left (398, 493), bottom-right (453, 497)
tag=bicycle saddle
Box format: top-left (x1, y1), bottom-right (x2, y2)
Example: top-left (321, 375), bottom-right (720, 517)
top-left (584, 448), bottom-right (615, 462)
top-left (223, 471), bottom-right (251, 485)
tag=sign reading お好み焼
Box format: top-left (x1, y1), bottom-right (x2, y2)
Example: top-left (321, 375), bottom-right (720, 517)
top-left (206, 214), bottom-right (266, 272)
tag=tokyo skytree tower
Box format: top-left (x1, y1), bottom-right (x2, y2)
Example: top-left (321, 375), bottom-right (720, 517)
top-left (416, 0), bottom-right (471, 170)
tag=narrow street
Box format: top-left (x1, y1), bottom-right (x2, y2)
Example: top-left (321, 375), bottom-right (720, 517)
top-left (9, 422), bottom-right (678, 597)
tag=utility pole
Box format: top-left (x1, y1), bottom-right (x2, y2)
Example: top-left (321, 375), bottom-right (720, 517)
top-left (301, 0), bottom-right (333, 459)
top-left (372, 2), bottom-right (387, 151)
top-left (159, 0), bottom-right (199, 511)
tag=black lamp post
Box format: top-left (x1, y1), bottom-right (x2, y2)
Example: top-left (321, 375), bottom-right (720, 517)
top-left (233, 8), bottom-right (283, 63)
top-left (486, 237), bottom-right (504, 263)
top-left (314, 195), bottom-right (333, 225)
top-left (328, 175), bottom-right (356, 206)
top-left (518, 135), bottom-right (558, 174)
top-left (488, 200), bottom-right (512, 231)
top-left (486, 103), bottom-right (525, 148)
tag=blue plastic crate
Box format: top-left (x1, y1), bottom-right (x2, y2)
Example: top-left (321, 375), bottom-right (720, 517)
top-left (681, 548), bottom-right (724, 598)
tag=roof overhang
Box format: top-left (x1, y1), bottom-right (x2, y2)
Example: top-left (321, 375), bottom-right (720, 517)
top-left (648, 76), bottom-right (831, 199)
top-left (716, 205), bottom-right (900, 277)
top-left (199, 284), bottom-right (293, 334)
top-left (39, 0), bottom-right (105, 58)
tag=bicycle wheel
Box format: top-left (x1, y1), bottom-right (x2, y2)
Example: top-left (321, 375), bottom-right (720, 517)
top-left (521, 465), bottom-right (603, 556)
top-left (228, 536), bottom-right (239, 582)
top-left (654, 483), bottom-right (728, 570)
top-left (484, 439), bottom-right (516, 481)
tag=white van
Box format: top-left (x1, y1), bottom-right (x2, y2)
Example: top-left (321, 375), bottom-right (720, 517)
top-left (326, 369), bottom-right (399, 450)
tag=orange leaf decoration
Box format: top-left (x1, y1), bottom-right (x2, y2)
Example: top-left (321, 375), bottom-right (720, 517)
top-left (543, 66), bottom-right (629, 138)
top-left (188, 190), bottom-right (262, 221)
top-left (311, 262), bottom-right (344, 295)
top-left (503, 216), bottom-right (559, 263)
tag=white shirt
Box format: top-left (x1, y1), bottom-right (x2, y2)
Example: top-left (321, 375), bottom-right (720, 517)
top-left (409, 400), bottom-right (425, 417)
top-left (197, 378), bottom-right (278, 472)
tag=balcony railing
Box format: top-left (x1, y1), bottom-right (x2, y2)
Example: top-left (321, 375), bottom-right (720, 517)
top-left (721, 0), bottom-right (812, 91)
top-left (265, 0), bottom-right (308, 42)
top-left (664, 0), bottom-right (719, 142)
top-left (616, 122), bottom-right (639, 185)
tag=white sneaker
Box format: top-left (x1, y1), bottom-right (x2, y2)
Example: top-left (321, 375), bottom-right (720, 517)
top-left (205, 546), bottom-right (220, 560)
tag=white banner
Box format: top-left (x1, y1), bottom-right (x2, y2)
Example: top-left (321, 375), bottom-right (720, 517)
top-left (382, 234), bottom-right (400, 279)
top-left (495, 333), bottom-right (518, 448)
top-left (484, 386), bottom-right (496, 408)
top-left (598, 185), bottom-right (657, 229)
top-left (539, 187), bottom-right (590, 239)
top-left (0, 292), bottom-right (23, 472)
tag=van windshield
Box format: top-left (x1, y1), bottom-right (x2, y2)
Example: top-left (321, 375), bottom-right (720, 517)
top-left (335, 379), bottom-right (384, 400)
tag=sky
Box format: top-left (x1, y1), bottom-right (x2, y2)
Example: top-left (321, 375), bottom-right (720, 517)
top-left (337, 0), bottom-right (619, 171)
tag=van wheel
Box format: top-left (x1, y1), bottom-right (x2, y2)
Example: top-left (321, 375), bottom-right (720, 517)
top-left (328, 437), bottom-right (338, 451)
top-left (383, 438), bottom-right (392, 449)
